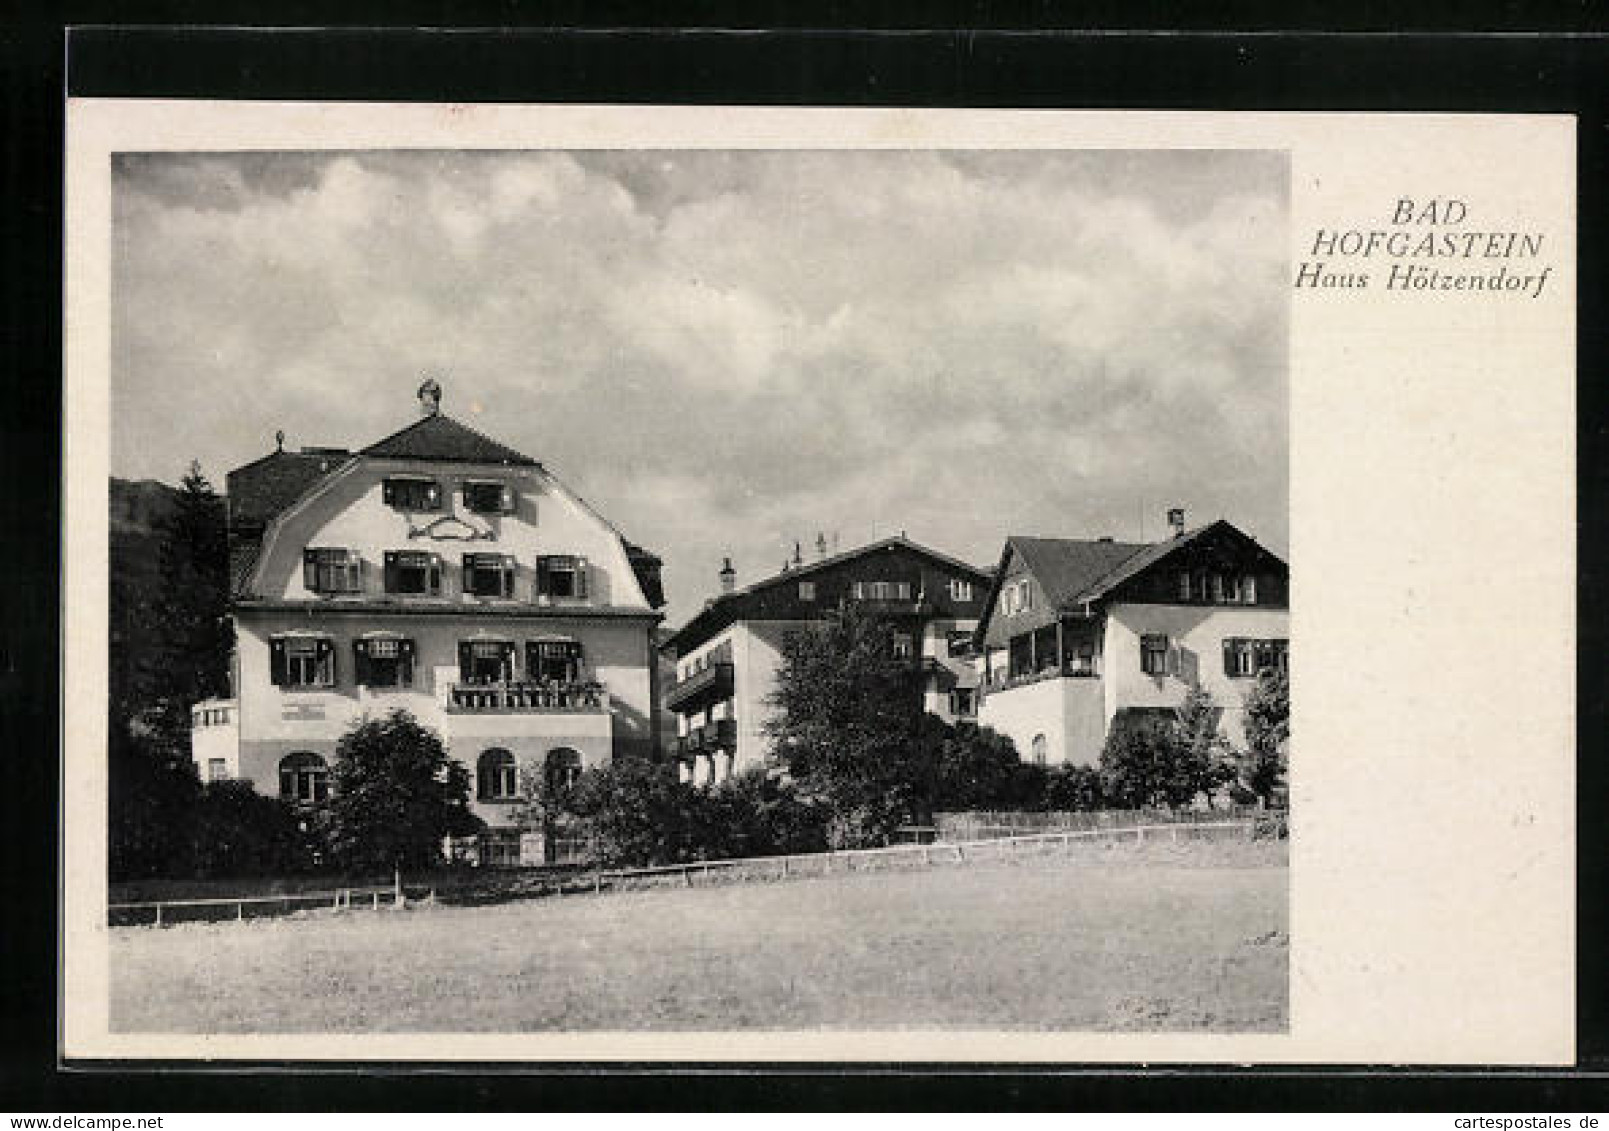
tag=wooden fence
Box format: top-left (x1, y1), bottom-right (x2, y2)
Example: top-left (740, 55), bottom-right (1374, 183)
top-left (932, 805), bottom-right (1275, 842)
top-left (109, 815), bottom-right (1280, 927)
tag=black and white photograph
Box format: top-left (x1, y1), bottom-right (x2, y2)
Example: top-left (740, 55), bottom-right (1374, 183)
top-left (103, 145), bottom-right (1290, 1036)
top-left (62, 102), bottom-right (1574, 1065)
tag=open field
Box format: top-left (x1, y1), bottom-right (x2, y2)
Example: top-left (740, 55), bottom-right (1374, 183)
top-left (110, 840), bottom-right (1287, 1033)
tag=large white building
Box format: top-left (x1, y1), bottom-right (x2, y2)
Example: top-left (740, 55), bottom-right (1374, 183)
top-left (975, 512), bottom-right (1288, 768)
top-left (190, 383), bottom-right (666, 865)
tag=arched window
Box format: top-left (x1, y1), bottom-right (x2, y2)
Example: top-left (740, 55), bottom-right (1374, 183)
top-left (545, 747), bottom-right (583, 795)
top-left (279, 752), bottom-right (329, 803)
top-left (477, 748), bottom-right (518, 801)
top-left (1031, 734), bottom-right (1048, 767)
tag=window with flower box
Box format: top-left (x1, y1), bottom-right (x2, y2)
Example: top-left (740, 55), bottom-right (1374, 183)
top-left (270, 635), bottom-right (336, 688)
top-left (536, 555), bottom-right (589, 600)
top-left (354, 635), bottom-right (415, 688)
top-left (384, 551), bottom-right (442, 596)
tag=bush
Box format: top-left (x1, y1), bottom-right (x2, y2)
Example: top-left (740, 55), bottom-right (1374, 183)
top-left (1041, 764), bottom-right (1104, 811)
top-left (192, 780), bottom-right (322, 878)
top-left (1099, 691), bottom-right (1230, 810)
top-left (566, 758), bottom-right (705, 867)
top-left (699, 768), bottom-right (830, 858)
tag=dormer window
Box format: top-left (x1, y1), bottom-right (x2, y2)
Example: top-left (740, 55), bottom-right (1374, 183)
top-left (384, 551), bottom-right (442, 596)
top-left (383, 476), bottom-right (441, 511)
top-left (463, 553), bottom-right (516, 599)
top-left (302, 547), bottom-right (362, 595)
top-left (464, 480), bottom-right (514, 515)
top-left (536, 555), bottom-right (589, 601)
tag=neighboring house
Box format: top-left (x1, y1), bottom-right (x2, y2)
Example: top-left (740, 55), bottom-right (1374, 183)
top-left (975, 511), bottom-right (1288, 769)
top-left (189, 382), bottom-right (666, 866)
top-left (660, 537), bottom-right (993, 785)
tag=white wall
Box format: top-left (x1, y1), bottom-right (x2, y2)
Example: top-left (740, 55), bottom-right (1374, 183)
top-left (1103, 602), bottom-right (1290, 745)
top-left (976, 675), bottom-right (1107, 768)
top-left (253, 458), bottom-right (651, 610)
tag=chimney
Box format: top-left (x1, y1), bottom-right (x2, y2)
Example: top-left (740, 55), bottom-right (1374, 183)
top-left (793, 541), bottom-right (803, 567)
top-left (816, 532), bottom-right (828, 559)
top-left (718, 556), bottom-right (736, 595)
top-left (1167, 507), bottom-right (1186, 539)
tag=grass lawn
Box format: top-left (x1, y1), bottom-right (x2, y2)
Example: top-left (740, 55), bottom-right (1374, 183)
top-left (109, 840), bottom-right (1287, 1033)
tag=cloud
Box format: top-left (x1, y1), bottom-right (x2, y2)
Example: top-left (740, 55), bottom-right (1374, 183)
top-left (111, 149), bottom-right (1288, 625)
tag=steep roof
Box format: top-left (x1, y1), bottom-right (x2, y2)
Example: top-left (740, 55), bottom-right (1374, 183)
top-left (226, 449), bottom-right (351, 530)
top-left (361, 413), bottom-right (539, 466)
top-left (1070, 523), bottom-right (1224, 603)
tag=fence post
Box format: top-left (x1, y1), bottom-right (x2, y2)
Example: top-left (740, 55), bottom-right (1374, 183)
top-left (1136, 826), bottom-right (1146, 843)
top-left (154, 903), bottom-right (162, 928)
top-left (596, 871), bottom-right (604, 894)
top-left (781, 857), bottom-right (789, 878)
top-left (372, 891), bottom-right (380, 911)
top-left (922, 845), bottom-right (930, 866)
top-left (238, 901), bottom-right (245, 922)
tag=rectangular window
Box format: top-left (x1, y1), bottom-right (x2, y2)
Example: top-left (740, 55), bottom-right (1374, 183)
top-left (536, 555), bottom-right (589, 600)
top-left (458, 639), bottom-right (515, 683)
top-left (1178, 571), bottom-right (1192, 601)
top-left (302, 548), bottom-right (362, 595)
top-left (382, 476), bottom-right (441, 510)
top-left (798, 581), bottom-right (816, 601)
top-left (949, 579), bottom-right (973, 602)
top-left (1140, 634), bottom-right (1170, 676)
top-left (850, 580), bottom-right (912, 601)
top-left (1211, 573), bottom-right (1226, 603)
top-left (1223, 638), bottom-right (1256, 677)
top-left (892, 632), bottom-right (914, 659)
top-left (384, 551), bottom-right (442, 596)
top-left (947, 629), bottom-right (974, 657)
top-left (1243, 575), bottom-right (1258, 604)
top-left (527, 639), bottom-right (584, 683)
top-left (464, 480), bottom-right (514, 514)
top-left (950, 688), bottom-right (976, 718)
top-left (207, 758), bottom-right (227, 782)
top-left (355, 636), bottom-right (414, 688)
top-left (464, 553), bottom-right (516, 599)
top-left (271, 636), bottom-right (335, 688)
top-left (1254, 639), bottom-right (1290, 675)
top-left (1068, 641), bottom-right (1097, 676)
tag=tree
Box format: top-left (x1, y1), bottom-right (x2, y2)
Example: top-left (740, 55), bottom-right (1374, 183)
top-left (146, 462), bottom-right (232, 743)
top-left (325, 710), bottom-right (481, 873)
top-left (699, 767), bottom-right (829, 858)
top-left (1099, 687), bottom-right (1231, 810)
top-left (1238, 668), bottom-right (1290, 806)
top-left (764, 602), bottom-right (929, 847)
top-left (1041, 763), bottom-right (1104, 812)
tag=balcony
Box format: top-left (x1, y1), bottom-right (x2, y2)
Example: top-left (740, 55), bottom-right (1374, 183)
top-left (664, 661), bottom-right (734, 712)
top-left (446, 680), bottom-right (609, 714)
top-left (677, 718), bottom-right (738, 759)
top-left (981, 660), bottom-right (1102, 695)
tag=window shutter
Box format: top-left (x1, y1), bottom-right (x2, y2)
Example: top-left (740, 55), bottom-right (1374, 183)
top-left (1223, 639), bottom-right (1236, 677)
top-left (500, 485), bottom-right (514, 514)
top-left (575, 557), bottom-right (589, 599)
top-left (535, 556), bottom-right (551, 598)
top-left (270, 638), bottom-right (288, 686)
top-left (428, 556), bottom-right (441, 595)
top-left (457, 641), bottom-right (473, 681)
top-left (302, 549), bottom-right (317, 591)
top-left (502, 555), bottom-right (515, 598)
top-left (426, 480), bottom-right (441, 510)
top-left (382, 480), bottom-right (395, 505)
top-left (316, 638), bottom-right (334, 685)
top-left (383, 552), bottom-right (397, 594)
top-left (462, 554), bottom-right (473, 593)
top-left (353, 639), bottom-right (371, 686)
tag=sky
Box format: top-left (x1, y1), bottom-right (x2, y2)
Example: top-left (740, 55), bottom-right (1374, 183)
top-left (112, 149), bottom-right (1288, 629)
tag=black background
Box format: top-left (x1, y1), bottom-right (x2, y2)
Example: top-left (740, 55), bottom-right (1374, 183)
top-left (3, 8), bottom-right (1607, 1111)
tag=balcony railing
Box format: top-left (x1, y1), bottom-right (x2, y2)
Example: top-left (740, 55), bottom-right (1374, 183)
top-left (446, 680), bottom-right (608, 714)
top-left (981, 660), bottom-right (1102, 695)
top-left (664, 661), bottom-right (734, 711)
top-left (677, 718), bottom-right (738, 758)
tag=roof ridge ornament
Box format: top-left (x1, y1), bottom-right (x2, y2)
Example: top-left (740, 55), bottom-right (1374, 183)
top-left (417, 376), bottom-right (443, 417)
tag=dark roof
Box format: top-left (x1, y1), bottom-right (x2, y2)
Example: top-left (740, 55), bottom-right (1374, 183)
top-left (226, 449), bottom-right (350, 530)
top-left (664, 535), bottom-right (992, 654)
top-left (1007, 535), bottom-right (1150, 609)
top-left (361, 413), bottom-right (539, 466)
top-left (1071, 524), bottom-right (1222, 603)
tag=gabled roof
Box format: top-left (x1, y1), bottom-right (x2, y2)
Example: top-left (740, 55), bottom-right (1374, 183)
top-left (226, 449), bottom-right (352, 529)
top-left (361, 413), bottom-right (540, 466)
top-left (1007, 535), bottom-right (1150, 609)
top-left (977, 520), bottom-right (1285, 639)
top-left (663, 535), bottom-right (993, 655)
